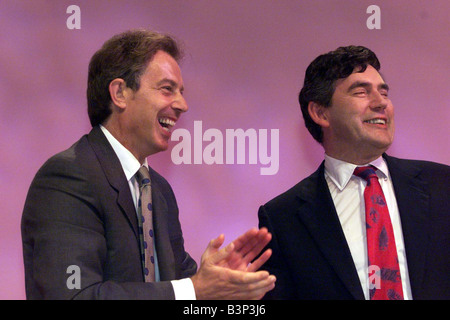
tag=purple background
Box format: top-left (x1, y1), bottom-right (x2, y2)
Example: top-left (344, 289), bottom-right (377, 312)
top-left (1, 0), bottom-right (448, 299)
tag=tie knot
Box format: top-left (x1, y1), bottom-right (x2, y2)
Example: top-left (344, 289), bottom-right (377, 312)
top-left (353, 166), bottom-right (378, 182)
top-left (136, 166), bottom-right (151, 187)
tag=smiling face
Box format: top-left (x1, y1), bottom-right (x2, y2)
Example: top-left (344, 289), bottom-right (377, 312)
top-left (110, 50), bottom-right (188, 162)
top-left (321, 65), bottom-right (395, 164)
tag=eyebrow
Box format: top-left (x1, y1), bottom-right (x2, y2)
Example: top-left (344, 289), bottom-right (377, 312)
top-left (156, 78), bottom-right (184, 92)
top-left (347, 81), bottom-right (389, 92)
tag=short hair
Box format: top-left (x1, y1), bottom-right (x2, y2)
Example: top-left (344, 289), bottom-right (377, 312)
top-left (298, 45), bottom-right (380, 143)
top-left (87, 29), bottom-right (182, 127)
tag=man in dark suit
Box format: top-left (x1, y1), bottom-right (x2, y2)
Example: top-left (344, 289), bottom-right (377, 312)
top-left (258, 46), bottom-right (449, 300)
top-left (21, 30), bottom-right (275, 300)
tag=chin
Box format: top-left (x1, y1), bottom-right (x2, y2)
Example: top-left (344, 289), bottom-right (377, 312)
top-left (369, 134), bottom-right (393, 148)
top-left (156, 143), bottom-right (169, 152)
top-left (374, 142), bottom-right (392, 155)
top-left (147, 141), bottom-right (169, 156)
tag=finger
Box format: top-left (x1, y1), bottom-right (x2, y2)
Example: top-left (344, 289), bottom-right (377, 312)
top-left (247, 230), bottom-right (272, 260)
top-left (208, 241), bottom-right (235, 265)
top-left (231, 274), bottom-right (276, 300)
top-left (201, 234), bottom-right (225, 262)
top-left (236, 230), bottom-right (272, 264)
top-left (210, 234), bottom-right (225, 249)
top-left (247, 249), bottom-right (272, 272)
top-left (232, 228), bottom-right (269, 259)
top-left (226, 269), bottom-right (271, 285)
top-left (223, 228), bottom-right (260, 268)
top-left (223, 230), bottom-right (271, 270)
top-left (231, 228), bottom-right (259, 252)
top-left (248, 275), bottom-right (276, 293)
top-left (247, 278), bottom-right (276, 300)
top-left (221, 250), bottom-right (247, 270)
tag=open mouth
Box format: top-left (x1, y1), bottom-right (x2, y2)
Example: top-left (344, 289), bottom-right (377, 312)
top-left (364, 118), bottom-right (386, 125)
top-left (158, 117), bottom-right (176, 132)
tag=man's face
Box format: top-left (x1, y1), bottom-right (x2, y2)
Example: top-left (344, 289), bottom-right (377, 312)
top-left (124, 50), bottom-right (188, 159)
top-left (322, 65), bottom-right (395, 163)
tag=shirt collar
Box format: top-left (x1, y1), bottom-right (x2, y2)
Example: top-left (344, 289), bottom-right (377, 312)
top-left (100, 125), bottom-right (148, 180)
top-left (324, 153), bottom-right (389, 191)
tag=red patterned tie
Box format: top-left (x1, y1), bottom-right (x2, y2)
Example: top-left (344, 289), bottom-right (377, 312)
top-left (353, 166), bottom-right (404, 300)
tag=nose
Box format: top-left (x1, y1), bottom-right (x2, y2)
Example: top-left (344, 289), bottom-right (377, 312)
top-left (172, 92), bottom-right (189, 114)
top-left (370, 90), bottom-right (388, 111)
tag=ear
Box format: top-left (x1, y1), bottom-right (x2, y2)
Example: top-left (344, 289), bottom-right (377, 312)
top-left (108, 78), bottom-right (129, 109)
top-left (308, 101), bottom-right (330, 128)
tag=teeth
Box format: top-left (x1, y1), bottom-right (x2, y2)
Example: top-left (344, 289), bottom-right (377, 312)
top-left (159, 118), bottom-right (175, 126)
top-left (159, 118), bottom-right (176, 132)
top-left (365, 119), bottom-right (386, 125)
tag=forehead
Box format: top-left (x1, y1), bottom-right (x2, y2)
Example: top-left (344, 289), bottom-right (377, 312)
top-left (142, 50), bottom-right (183, 85)
top-left (335, 65), bottom-right (385, 89)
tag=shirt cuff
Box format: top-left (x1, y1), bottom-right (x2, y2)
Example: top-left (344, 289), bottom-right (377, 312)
top-left (171, 278), bottom-right (197, 300)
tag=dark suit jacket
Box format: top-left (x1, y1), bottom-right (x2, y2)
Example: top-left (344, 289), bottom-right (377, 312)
top-left (259, 154), bottom-right (450, 299)
top-left (21, 126), bottom-right (197, 299)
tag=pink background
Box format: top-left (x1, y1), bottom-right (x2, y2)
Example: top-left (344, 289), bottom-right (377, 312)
top-left (1, 0), bottom-right (448, 299)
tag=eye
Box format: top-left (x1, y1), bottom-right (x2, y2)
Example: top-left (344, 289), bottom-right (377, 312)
top-left (380, 90), bottom-right (389, 97)
top-left (161, 86), bottom-right (174, 94)
top-left (353, 89), bottom-right (367, 96)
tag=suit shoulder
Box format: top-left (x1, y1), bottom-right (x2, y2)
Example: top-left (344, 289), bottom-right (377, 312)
top-left (262, 167), bottom-right (322, 213)
top-left (387, 154), bottom-right (448, 167)
top-left (36, 136), bottom-right (88, 174)
top-left (386, 155), bottom-right (450, 177)
top-left (28, 135), bottom-right (96, 198)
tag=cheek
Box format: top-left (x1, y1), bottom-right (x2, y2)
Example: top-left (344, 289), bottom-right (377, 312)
top-left (328, 106), bottom-right (360, 129)
top-left (389, 118), bottom-right (395, 138)
top-left (388, 105), bottom-right (395, 128)
top-left (136, 100), bottom-right (158, 122)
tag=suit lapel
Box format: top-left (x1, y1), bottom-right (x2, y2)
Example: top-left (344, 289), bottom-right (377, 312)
top-left (88, 126), bottom-right (177, 280)
top-left (384, 154), bottom-right (429, 297)
top-left (150, 174), bottom-right (176, 281)
top-left (296, 162), bottom-right (365, 300)
top-left (87, 126), bottom-right (139, 238)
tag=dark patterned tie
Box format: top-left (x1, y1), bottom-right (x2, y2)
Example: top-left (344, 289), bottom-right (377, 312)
top-left (136, 166), bottom-right (155, 282)
top-left (353, 166), bottom-right (403, 300)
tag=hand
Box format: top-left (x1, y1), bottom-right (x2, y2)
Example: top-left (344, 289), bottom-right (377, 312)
top-left (191, 228), bottom-right (276, 300)
top-left (220, 227), bottom-right (273, 272)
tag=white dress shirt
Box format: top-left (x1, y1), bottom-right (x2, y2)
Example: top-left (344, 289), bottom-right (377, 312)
top-left (100, 125), bottom-right (196, 300)
top-left (324, 154), bottom-right (412, 299)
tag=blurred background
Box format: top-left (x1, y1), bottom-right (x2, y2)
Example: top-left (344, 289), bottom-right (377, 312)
top-left (0, 0), bottom-right (448, 299)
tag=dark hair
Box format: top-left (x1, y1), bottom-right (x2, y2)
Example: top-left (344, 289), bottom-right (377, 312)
top-left (298, 45), bottom-right (380, 143)
top-left (87, 29), bottom-right (182, 127)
